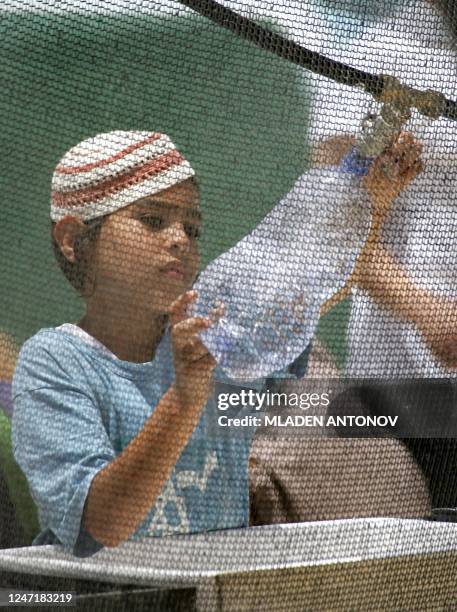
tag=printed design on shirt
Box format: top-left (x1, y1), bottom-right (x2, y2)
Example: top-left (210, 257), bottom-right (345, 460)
top-left (175, 450), bottom-right (218, 492)
top-left (147, 479), bottom-right (190, 536)
top-left (147, 450), bottom-right (218, 535)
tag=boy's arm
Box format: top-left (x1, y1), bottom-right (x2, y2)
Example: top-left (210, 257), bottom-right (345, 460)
top-left (320, 133), bottom-right (457, 369)
top-left (320, 132), bottom-right (421, 312)
top-left (84, 290), bottom-right (217, 547)
top-left (350, 240), bottom-right (457, 370)
top-left (348, 134), bottom-right (457, 369)
top-left (83, 383), bottom-right (207, 547)
top-left (355, 134), bottom-right (456, 369)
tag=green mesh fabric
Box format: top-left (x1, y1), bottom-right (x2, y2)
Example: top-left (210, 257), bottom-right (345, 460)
top-left (0, 9), bottom-right (310, 343)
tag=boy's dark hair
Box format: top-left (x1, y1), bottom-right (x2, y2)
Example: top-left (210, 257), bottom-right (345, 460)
top-left (51, 216), bottom-right (106, 295)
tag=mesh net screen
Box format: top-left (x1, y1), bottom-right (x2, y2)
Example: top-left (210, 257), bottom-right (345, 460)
top-left (0, 1), bottom-right (457, 610)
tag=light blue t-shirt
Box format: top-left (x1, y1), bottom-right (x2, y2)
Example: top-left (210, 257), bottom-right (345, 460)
top-left (12, 325), bottom-right (309, 557)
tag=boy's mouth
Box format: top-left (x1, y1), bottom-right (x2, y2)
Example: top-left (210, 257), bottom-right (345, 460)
top-left (160, 260), bottom-right (186, 281)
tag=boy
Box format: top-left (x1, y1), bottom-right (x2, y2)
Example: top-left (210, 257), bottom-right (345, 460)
top-left (12, 130), bottom-right (421, 557)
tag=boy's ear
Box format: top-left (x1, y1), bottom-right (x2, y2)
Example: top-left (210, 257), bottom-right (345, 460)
top-left (53, 216), bottom-right (86, 263)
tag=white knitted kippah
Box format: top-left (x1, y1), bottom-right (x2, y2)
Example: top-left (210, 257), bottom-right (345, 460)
top-left (51, 130), bottom-right (195, 222)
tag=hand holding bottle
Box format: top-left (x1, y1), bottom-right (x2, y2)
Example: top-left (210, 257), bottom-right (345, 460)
top-left (169, 290), bottom-right (221, 411)
top-left (363, 131), bottom-right (423, 231)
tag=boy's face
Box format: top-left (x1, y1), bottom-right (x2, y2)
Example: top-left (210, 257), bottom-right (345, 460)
top-left (91, 179), bottom-right (201, 315)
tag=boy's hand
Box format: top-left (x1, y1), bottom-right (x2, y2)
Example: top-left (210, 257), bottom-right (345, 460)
top-left (363, 131), bottom-right (423, 231)
top-left (169, 290), bottom-right (218, 413)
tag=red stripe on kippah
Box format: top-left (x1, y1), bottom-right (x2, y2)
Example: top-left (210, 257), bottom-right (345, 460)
top-left (52, 150), bottom-right (185, 209)
top-left (56, 133), bottom-right (162, 174)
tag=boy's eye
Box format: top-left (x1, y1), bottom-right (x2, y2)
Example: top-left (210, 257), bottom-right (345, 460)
top-left (184, 224), bottom-right (202, 239)
top-left (141, 215), bottom-right (164, 229)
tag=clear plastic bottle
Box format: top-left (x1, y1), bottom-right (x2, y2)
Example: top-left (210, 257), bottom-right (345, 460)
top-left (190, 168), bottom-right (370, 379)
top-left (191, 104), bottom-right (409, 380)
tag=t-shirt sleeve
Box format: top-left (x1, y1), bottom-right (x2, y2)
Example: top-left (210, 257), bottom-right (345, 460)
top-left (12, 333), bottom-right (116, 557)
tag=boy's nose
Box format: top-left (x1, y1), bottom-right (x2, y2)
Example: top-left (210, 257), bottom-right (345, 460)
top-left (164, 222), bottom-right (190, 252)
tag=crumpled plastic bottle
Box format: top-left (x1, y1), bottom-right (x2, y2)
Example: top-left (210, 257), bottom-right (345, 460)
top-left (193, 105), bottom-right (411, 380)
top-left (190, 161), bottom-right (373, 380)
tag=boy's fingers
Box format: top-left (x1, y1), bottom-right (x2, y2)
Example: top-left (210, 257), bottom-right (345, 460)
top-left (397, 143), bottom-right (422, 172)
top-left (398, 159), bottom-right (423, 188)
top-left (209, 301), bottom-right (226, 321)
top-left (396, 130), bottom-right (415, 146)
top-left (406, 159), bottom-right (423, 180)
top-left (175, 335), bottom-right (206, 357)
top-left (389, 131), bottom-right (419, 152)
top-left (396, 131), bottom-right (422, 152)
top-left (378, 138), bottom-right (422, 183)
top-left (190, 352), bottom-right (217, 370)
top-left (169, 290), bottom-right (198, 326)
top-left (182, 339), bottom-right (213, 362)
top-left (174, 333), bottom-right (215, 365)
top-left (172, 316), bottom-right (213, 338)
